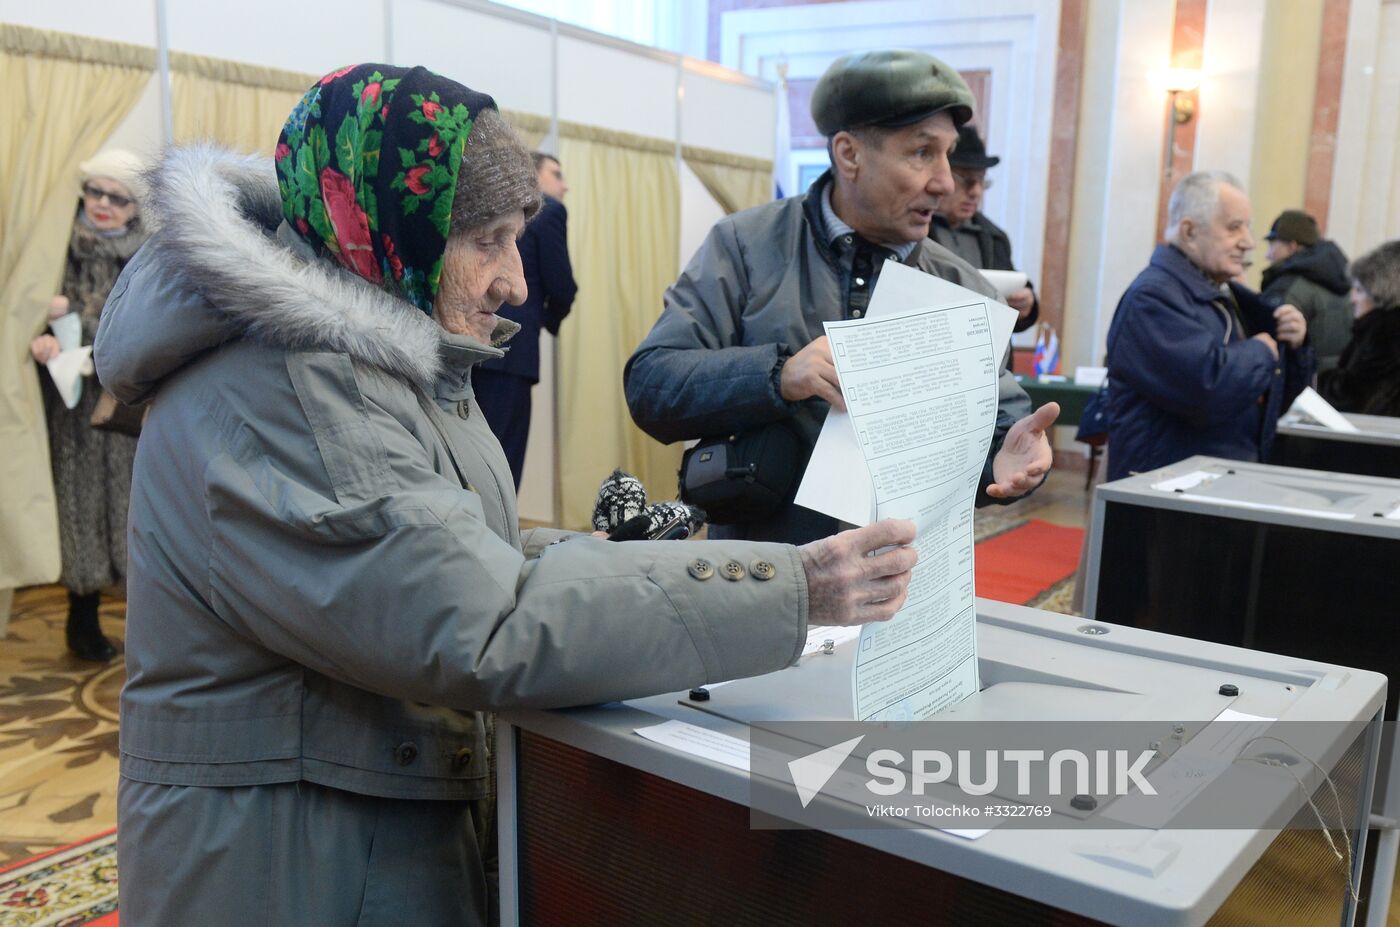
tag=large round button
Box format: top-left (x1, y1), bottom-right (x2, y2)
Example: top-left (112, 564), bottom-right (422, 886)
top-left (721, 560), bottom-right (746, 581)
top-left (395, 742), bottom-right (419, 766)
top-left (687, 559), bottom-right (715, 580)
top-left (750, 560), bottom-right (776, 581)
top-left (452, 747), bottom-right (474, 772)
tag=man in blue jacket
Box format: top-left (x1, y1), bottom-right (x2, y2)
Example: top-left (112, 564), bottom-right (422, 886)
top-left (1105, 171), bottom-right (1313, 480)
top-left (474, 153), bottom-right (577, 487)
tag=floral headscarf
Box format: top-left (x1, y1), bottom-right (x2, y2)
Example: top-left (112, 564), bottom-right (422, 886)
top-left (276, 63), bottom-right (495, 314)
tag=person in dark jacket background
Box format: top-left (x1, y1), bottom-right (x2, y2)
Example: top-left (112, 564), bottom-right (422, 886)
top-left (1105, 170), bottom-right (1313, 480)
top-left (473, 152), bottom-right (577, 487)
top-left (930, 124), bottom-right (1039, 342)
top-left (1318, 239), bottom-right (1400, 417)
top-left (1260, 209), bottom-right (1352, 373)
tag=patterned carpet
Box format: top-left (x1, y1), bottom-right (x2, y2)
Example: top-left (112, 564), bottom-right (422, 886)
top-left (0, 830), bottom-right (117, 926)
top-left (0, 587), bottom-right (123, 867)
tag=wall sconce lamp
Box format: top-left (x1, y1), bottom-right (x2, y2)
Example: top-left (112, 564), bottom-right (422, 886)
top-left (1155, 68), bottom-right (1203, 184)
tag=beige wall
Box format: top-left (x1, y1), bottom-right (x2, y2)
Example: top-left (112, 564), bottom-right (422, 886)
top-left (1331, 0), bottom-right (1400, 262)
top-left (1244, 0), bottom-right (1326, 289)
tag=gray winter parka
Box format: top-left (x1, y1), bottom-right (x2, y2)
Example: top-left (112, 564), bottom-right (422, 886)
top-left (94, 147), bottom-right (809, 919)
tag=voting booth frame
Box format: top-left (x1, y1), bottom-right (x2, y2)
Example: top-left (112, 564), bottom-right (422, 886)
top-left (1084, 457), bottom-right (1400, 926)
top-left (493, 600), bottom-right (1385, 927)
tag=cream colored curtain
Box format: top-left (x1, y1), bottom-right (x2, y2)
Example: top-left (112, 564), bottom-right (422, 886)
top-left (502, 109), bottom-right (550, 153)
top-left (0, 25), bottom-right (152, 589)
top-left (556, 124), bottom-right (681, 529)
top-left (681, 145), bottom-right (772, 215)
top-left (171, 54), bottom-right (316, 155)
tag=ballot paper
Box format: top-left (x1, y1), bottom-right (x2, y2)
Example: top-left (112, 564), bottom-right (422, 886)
top-left (46, 346), bottom-right (92, 409)
top-left (44, 311), bottom-right (90, 409)
top-left (795, 262), bottom-right (1017, 526)
top-left (978, 269), bottom-right (1028, 300)
top-left (1285, 387), bottom-right (1360, 433)
top-left (818, 268), bottom-right (1005, 722)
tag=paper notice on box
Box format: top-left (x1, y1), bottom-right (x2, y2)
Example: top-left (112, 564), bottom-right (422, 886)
top-left (1287, 387), bottom-right (1360, 433)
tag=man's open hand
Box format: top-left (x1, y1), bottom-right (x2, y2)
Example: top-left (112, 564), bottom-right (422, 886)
top-left (987, 402), bottom-right (1059, 499)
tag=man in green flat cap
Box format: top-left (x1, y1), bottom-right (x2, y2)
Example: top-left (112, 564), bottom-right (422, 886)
top-left (626, 49), bottom-right (1058, 545)
top-left (1261, 209), bottom-right (1353, 373)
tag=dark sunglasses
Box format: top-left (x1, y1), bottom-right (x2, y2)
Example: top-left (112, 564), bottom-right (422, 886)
top-left (82, 184), bottom-right (133, 208)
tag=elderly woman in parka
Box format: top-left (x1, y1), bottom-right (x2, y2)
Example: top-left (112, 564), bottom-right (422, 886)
top-left (94, 64), bottom-right (916, 925)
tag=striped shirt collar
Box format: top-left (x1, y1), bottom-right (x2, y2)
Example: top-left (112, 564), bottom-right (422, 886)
top-left (820, 183), bottom-right (917, 262)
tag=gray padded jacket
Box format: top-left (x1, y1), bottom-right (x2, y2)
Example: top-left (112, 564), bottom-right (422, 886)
top-left (95, 146), bottom-right (808, 800)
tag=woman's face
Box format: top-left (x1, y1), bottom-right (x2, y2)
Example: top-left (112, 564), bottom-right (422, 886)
top-left (1349, 281), bottom-right (1375, 320)
top-left (435, 210), bottom-right (528, 343)
top-left (82, 177), bottom-right (137, 231)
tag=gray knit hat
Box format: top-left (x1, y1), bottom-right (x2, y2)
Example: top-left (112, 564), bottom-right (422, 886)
top-left (450, 108), bottom-right (541, 234)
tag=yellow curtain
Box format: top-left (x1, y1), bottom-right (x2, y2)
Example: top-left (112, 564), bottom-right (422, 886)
top-left (502, 109), bottom-right (550, 152)
top-left (0, 25), bottom-right (152, 589)
top-left (681, 145), bottom-right (773, 215)
top-left (556, 125), bottom-right (681, 529)
top-left (171, 54), bottom-right (316, 155)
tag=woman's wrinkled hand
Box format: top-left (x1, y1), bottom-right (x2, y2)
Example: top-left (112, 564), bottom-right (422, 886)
top-left (30, 334), bottom-right (61, 364)
top-left (48, 295), bottom-right (70, 319)
top-left (799, 519), bottom-right (918, 626)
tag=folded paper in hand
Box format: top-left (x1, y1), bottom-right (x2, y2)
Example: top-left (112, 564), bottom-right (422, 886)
top-left (47, 346), bottom-right (93, 410)
top-left (977, 268), bottom-right (1028, 300)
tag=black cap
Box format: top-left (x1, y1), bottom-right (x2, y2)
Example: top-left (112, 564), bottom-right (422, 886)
top-left (811, 50), bottom-right (975, 136)
top-left (1265, 210), bottom-right (1319, 245)
top-left (949, 124), bottom-right (1000, 170)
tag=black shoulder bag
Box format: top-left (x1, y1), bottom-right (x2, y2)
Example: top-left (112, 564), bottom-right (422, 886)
top-left (678, 420), bottom-right (804, 525)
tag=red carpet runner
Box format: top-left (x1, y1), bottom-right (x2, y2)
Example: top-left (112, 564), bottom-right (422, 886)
top-left (0, 830), bottom-right (117, 926)
top-left (974, 519), bottom-right (1085, 605)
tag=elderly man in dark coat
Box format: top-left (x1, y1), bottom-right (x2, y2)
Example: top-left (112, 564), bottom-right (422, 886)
top-left (1105, 171), bottom-right (1313, 480)
top-left (473, 152), bottom-right (576, 487)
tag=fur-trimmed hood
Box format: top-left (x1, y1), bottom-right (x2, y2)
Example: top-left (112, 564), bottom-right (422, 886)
top-left (95, 145), bottom-right (515, 403)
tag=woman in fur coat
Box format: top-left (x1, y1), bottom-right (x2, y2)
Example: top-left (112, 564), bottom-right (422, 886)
top-left (1319, 240), bottom-right (1400, 417)
top-left (28, 150), bottom-right (149, 661)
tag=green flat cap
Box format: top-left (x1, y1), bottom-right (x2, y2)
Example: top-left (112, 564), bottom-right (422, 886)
top-left (811, 49), bottom-right (975, 136)
top-left (1266, 209), bottom-right (1319, 246)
